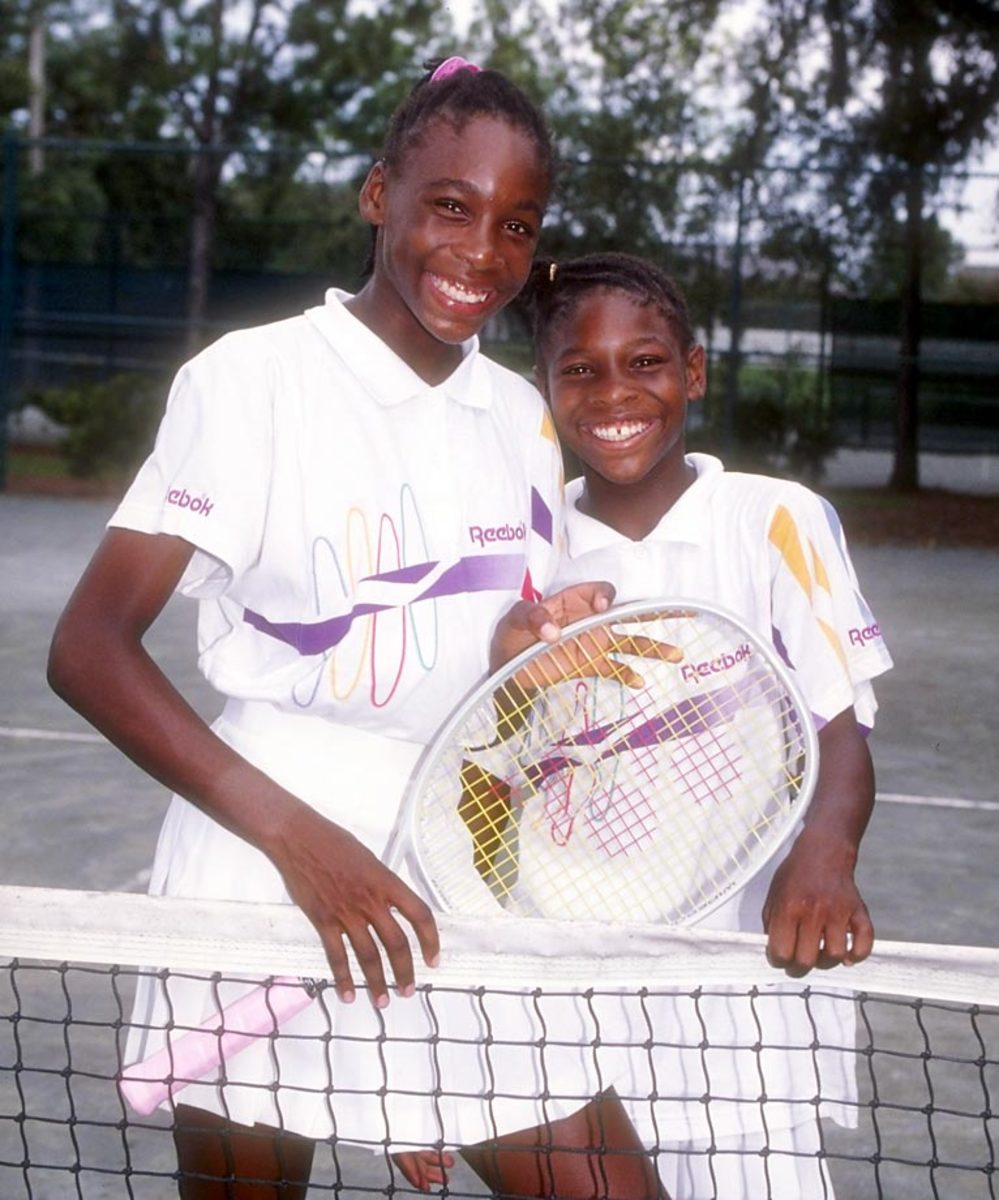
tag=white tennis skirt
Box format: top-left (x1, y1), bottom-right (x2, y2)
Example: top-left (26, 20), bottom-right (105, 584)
top-left (124, 699), bottom-right (856, 1149)
top-left (124, 699), bottom-right (612, 1146)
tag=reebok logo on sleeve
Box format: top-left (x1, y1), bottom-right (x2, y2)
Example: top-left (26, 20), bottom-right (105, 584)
top-left (166, 487), bottom-right (214, 517)
top-left (848, 622), bottom-right (881, 647)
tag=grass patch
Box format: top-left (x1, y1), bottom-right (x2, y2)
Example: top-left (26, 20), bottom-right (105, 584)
top-left (4, 443), bottom-right (128, 497)
top-left (6, 445), bottom-right (69, 479)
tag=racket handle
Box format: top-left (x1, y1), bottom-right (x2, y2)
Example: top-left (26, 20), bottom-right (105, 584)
top-left (119, 977), bottom-right (315, 1116)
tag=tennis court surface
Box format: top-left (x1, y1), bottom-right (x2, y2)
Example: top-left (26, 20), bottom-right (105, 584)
top-left (2, 493), bottom-right (998, 1198)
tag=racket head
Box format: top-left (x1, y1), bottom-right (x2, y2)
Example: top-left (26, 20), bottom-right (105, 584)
top-left (390, 599), bottom-right (819, 926)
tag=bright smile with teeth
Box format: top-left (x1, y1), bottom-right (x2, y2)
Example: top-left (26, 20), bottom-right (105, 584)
top-left (432, 274), bottom-right (491, 305)
top-left (589, 419), bottom-right (652, 443)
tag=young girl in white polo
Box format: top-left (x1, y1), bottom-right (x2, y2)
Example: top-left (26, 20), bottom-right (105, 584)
top-left (49, 61), bottom-right (666, 1200)
top-left (525, 250), bottom-right (893, 1199)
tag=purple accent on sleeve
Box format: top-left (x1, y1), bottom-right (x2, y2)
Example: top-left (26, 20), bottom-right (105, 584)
top-left (531, 487), bottom-right (553, 545)
top-left (771, 625), bottom-right (795, 670)
top-left (243, 554), bottom-right (525, 655)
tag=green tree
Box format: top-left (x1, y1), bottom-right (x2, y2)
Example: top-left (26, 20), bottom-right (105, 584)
top-left (2, 0), bottom-right (456, 339)
top-left (779, 0), bottom-right (999, 490)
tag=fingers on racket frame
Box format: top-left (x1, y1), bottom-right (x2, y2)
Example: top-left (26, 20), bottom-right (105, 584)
top-left (389, 598), bottom-right (818, 926)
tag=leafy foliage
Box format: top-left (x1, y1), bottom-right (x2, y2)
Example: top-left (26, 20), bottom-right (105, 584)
top-left (29, 372), bottom-right (166, 478)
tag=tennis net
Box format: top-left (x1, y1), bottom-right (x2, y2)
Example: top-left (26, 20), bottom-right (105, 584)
top-left (2, 883), bottom-right (997, 1199)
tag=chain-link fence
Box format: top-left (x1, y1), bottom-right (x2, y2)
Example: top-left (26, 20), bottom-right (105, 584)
top-left (2, 134), bottom-right (998, 487)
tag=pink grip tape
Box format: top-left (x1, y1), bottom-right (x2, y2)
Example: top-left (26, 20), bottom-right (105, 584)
top-left (119, 977), bottom-right (315, 1116)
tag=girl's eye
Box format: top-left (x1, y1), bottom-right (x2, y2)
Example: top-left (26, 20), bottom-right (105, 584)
top-left (436, 198), bottom-right (466, 216)
top-left (504, 219), bottom-right (536, 239)
top-left (633, 355), bottom-right (665, 370)
top-left (561, 363), bottom-right (593, 377)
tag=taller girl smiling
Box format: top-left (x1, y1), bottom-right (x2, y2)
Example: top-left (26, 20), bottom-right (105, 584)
top-left (47, 59), bottom-right (624, 1197)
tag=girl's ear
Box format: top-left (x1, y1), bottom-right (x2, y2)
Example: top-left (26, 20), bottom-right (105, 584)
top-left (686, 343), bottom-right (707, 402)
top-left (358, 160), bottom-right (388, 227)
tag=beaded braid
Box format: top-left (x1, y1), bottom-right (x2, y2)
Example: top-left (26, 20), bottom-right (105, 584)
top-left (525, 252), bottom-right (696, 364)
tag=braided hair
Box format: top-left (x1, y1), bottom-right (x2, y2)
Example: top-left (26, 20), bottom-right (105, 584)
top-left (360, 58), bottom-right (556, 275)
top-left (525, 252), bottom-right (696, 366)
top-left (380, 59), bottom-right (555, 185)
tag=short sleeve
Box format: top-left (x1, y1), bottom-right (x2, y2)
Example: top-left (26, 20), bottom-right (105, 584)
top-left (108, 333), bottom-right (275, 597)
top-left (767, 487), bottom-right (892, 729)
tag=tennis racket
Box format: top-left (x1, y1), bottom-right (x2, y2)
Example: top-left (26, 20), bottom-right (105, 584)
top-left (384, 598), bottom-right (817, 923)
top-left (120, 598), bottom-right (817, 1114)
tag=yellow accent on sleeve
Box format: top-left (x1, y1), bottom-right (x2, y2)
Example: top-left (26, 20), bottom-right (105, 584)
top-left (540, 407), bottom-right (557, 445)
top-left (809, 539), bottom-right (832, 594)
top-left (818, 616), bottom-right (848, 669)
top-left (768, 505), bottom-right (812, 599)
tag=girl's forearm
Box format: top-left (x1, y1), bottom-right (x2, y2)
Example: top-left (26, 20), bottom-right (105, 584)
top-left (802, 706), bottom-right (876, 859)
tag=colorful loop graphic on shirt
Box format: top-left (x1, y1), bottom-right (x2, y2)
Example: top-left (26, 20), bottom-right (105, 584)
top-left (244, 487), bottom-right (527, 709)
top-left (399, 483), bottom-right (439, 674)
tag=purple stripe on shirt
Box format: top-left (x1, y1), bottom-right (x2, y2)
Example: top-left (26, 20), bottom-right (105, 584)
top-left (531, 487), bottom-right (553, 545)
top-left (419, 554), bottom-right (524, 600)
top-left (243, 553), bottom-right (526, 656)
top-left (367, 561), bottom-right (440, 585)
top-left (771, 625), bottom-right (794, 670)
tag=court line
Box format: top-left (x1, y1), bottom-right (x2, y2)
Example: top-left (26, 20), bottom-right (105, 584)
top-left (4, 725), bottom-right (997, 811)
top-left (876, 791), bottom-right (999, 813)
top-left (0, 723), bottom-right (106, 744)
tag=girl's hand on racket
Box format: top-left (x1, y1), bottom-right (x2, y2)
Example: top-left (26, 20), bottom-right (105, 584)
top-left (268, 804), bottom-right (440, 1009)
top-left (490, 580), bottom-right (617, 671)
top-left (490, 582), bottom-right (682, 690)
top-left (392, 1149), bottom-right (455, 1191)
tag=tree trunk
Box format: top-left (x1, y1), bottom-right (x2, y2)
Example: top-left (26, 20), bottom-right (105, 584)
top-left (888, 162), bottom-right (923, 493)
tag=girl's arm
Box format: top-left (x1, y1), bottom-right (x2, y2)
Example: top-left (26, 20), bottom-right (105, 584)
top-left (47, 528), bottom-right (439, 1008)
top-left (761, 706), bottom-right (876, 973)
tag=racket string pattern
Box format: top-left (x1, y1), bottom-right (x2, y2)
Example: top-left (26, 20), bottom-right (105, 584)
top-left (402, 602), bottom-right (817, 926)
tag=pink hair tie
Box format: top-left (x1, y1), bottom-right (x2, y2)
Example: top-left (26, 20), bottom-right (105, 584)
top-left (430, 56), bottom-right (481, 83)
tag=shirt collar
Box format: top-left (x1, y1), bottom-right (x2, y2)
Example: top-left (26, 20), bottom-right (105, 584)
top-left (565, 453), bottom-right (725, 556)
top-left (305, 287), bottom-right (494, 410)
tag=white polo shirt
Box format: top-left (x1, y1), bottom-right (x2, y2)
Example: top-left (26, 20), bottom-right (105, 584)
top-left (547, 453), bottom-right (892, 1145)
top-left (554, 453), bottom-right (892, 732)
top-left (112, 288), bottom-right (564, 747)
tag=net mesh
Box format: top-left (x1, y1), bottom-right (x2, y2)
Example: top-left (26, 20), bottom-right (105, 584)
top-left (2, 885), bottom-right (998, 1199)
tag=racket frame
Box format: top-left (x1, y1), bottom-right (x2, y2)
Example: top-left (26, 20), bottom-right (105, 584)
top-left (384, 596), bottom-right (820, 925)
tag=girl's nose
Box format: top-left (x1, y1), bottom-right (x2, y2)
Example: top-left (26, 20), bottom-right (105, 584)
top-left (456, 222), bottom-right (500, 269)
top-left (597, 370), bottom-right (637, 405)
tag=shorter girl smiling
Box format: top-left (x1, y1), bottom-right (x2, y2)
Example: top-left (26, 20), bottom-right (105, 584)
top-left (526, 251), bottom-right (893, 1199)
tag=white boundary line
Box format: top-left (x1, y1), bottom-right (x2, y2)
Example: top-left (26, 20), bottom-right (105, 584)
top-left (876, 791), bottom-right (999, 813)
top-left (0, 723), bottom-right (106, 744)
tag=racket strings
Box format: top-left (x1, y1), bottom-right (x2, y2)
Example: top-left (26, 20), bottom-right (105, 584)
top-left (415, 606), bottom-right (814, 925)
